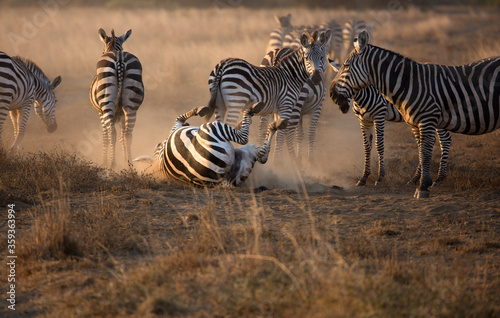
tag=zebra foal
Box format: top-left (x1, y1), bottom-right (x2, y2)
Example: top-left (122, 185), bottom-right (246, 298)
top-left (0, 51), bottom-right (61, 153)
top-left (330, 30), bottom-right (500, 198)
top-left (90, 28), bottom-right (144, 168)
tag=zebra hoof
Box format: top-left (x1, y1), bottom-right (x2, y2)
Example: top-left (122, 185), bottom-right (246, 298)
top-left (374, 180), bottom-right (382, 186)
top-left (414, 189), bottom-right (430, 198)
top-left (355, 180), bottom-right (366, 187)
top-left (196, 106), bottom-right (210, 117)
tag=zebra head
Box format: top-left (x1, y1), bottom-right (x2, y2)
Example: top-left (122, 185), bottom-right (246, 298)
top-left (98, 28), bottom-right (132, 54)
top-left (300, 29), bottom-right (331, 85)
top-left (275, 13), bottom-right (292, 28)
top-left (330, 29), bottom-right (371, 113)
top-left (34, 75), bottom-right (62, 133)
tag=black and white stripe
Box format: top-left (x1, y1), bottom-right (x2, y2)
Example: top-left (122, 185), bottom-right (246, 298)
top-left (205, 29), bottom-right (331, 167)
top-left (265, 14), bottom-right (294, 53)
top-left (261, 46), bottom-right (327, 164)
top-left (151, 105), bottom-right (279, 187)
top-left (0, 51), bottom-right (61, 153)
top-left (330, 30), bottom-right (500, 198)
top-left (329, 60), bottom-right (452, 186)
top-left (90, 28), bottom-right (144, 168)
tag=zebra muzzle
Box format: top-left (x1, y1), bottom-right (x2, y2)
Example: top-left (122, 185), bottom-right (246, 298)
top-left (47, 122), bottom-right (57, 133)
top-left (311, 70), bottom-right (322, 85)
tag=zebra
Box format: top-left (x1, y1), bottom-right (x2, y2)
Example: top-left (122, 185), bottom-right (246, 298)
top-left (90, 28), bottom-right (144, 168)
top-left (260, 46), bottom-right (327, 165)
top-left (205, 29), bottom-right (331, 166)
top-left (329, 30), bottom-right (500, 198)
top-left (265, 13), bottom-right (294, 53)
top-left (0, 51), bottom-right (61, 153)
top-left (329, 60), bottom-right (452, 187)
top-left (134, 103), bottom-right (284, 187)
top-left (342, 19), bottom-right (374, 62)
top-left (319, 20), bottom-right (345, 63)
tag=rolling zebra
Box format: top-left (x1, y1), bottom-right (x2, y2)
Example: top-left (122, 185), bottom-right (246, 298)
top-left (329, 30), bottom-right (500, 198)
top-left (90, 28), bottom-right (144, 168)
top-left (260, 46), bottom-right (327, 164)
top-left (265, 14), bottom-right (294, 53)
top-left (329, 60), bottom-right (451, 187)
top-left (0, 51), bottom-right (61, 153)
top-left (134, 103), bottom-right (283, 187)
top-left (205, 27), bottom-right (331, 162)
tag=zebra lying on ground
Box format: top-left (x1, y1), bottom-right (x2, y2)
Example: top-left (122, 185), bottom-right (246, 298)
top-left (90, 28), bottom-right (144, 169)
top-left (134, 103), bottom-right (285, 187)
top-left (330, 30), bottom-right (500, 198)
top-left (0, 52), bottom-right (62, 154)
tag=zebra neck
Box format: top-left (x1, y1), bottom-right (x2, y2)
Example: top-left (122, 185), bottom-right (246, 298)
top-left (279, 49), bottom-right (310, 82)
top-left (365, 45), bottom-right (419, 110)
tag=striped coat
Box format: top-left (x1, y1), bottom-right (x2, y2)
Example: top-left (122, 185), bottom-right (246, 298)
top-left (0, 52), bottom-right (61, 153)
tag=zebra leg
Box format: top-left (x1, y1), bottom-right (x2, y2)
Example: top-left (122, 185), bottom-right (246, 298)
top-left (100, 115), bottom-right (110, 168)
top-left (414, 124), bottom-right (436, 198)
top-left (373, 115), bottom-right (386, 186)
top-left (8, 106), bottom-right (30, 154)
top-left (258, 115), bottom-right (269, 144)
top-left (0, 104), bottom-right (11, 151)
top-left (122, 108), bottom-right (137, 163)
top-left (433, 129), bottom-right (451, 186)
top-left (357, 119), bottom-right (374, 186)
top-left (408, 127), bottom-right (422, 185)
top-left (307, 106), bottom-right (323, 165)
top-left (295, 117), bottom-right (304, 165)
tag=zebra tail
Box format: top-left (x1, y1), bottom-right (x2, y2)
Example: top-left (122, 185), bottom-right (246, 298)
top-left (204, 66), bottom-right (223, 122)
top-left (115, 51), bottom-right (125, 121)
top-left (132, 155), bottom-right (154, 163)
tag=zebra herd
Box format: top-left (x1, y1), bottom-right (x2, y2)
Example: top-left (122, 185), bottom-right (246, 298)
top-left (0, 16), bottom-right (499, 198)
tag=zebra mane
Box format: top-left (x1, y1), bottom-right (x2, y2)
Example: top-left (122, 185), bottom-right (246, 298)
top-left (367, 43), bottom-right (416, 64)
top-left (274, 46), bottom-right (303, 68)
top-left (14, 56), bottom-right (51, 87)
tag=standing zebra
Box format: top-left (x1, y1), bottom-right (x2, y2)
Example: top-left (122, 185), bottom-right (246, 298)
top-left (329, 60), bottom-right (451, 187)
top-left (260, 46), bottom-right (327, 165)
top-left (135, 103), bottom-right (283, 187)
top-left (0, 51), bottom-right (61, 153)
top-left (265, 14), bottom-right (294, 53)
top-left (205, 29), bottom-right (331, 165)
top-left (330, 30), bottom-right (500, 198)
top-left (319, 20), bottom-right (345, 63)
top-left (90, 28), bottom-right (144, 168)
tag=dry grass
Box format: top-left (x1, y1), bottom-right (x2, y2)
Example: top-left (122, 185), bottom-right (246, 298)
top-left (0, 5), bottom-right (499, 318)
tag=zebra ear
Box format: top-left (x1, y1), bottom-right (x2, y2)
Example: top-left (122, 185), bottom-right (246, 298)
top-left (300, 30), bottom-right (311, 48)
top-left (121, 29), bottom-right (132, 43)
top-left (320, 29), bottom-right (332, 46)
top-left (328, 58), bottom-right (341, 72)
top-left (354, 29), bottom-right (370, 53)
top-left (98, 28), bottom-right (108, 43)
top-left (51, 76), bottom-right (62, 90)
